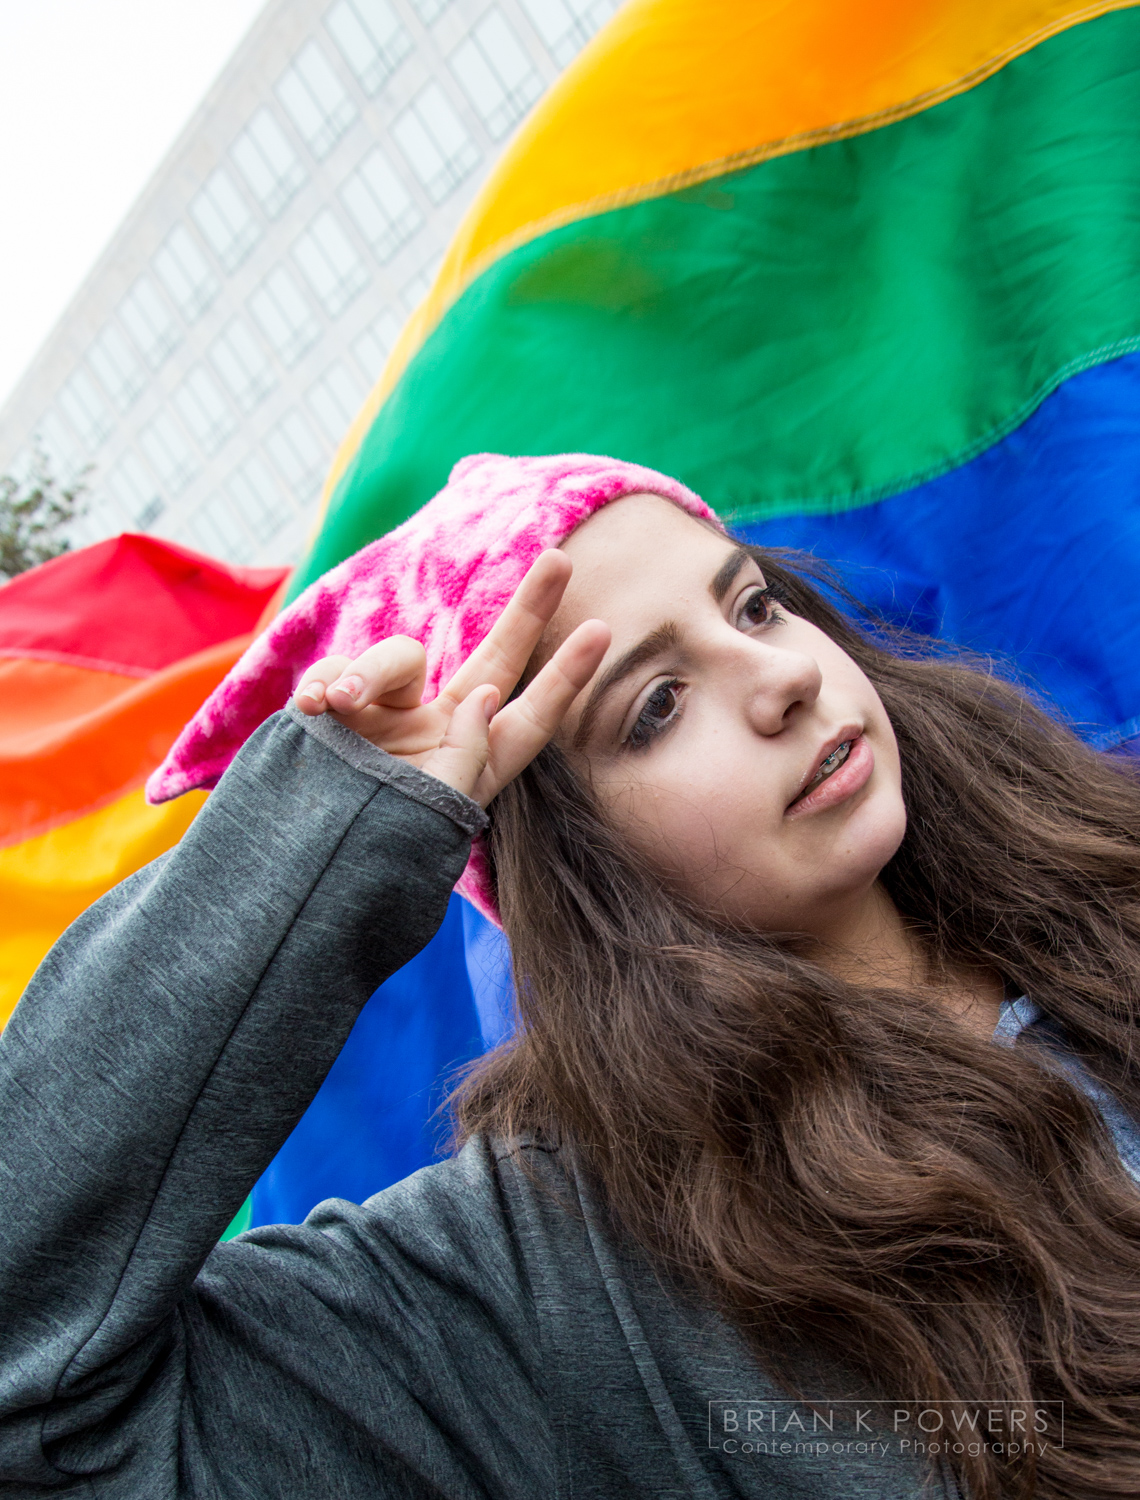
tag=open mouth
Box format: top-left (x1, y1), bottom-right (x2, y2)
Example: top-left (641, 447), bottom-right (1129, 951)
top-left (791, 738), bottom-right (855, 805)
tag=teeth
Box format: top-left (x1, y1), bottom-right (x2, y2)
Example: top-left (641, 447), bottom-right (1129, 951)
top-left (804, 740), bottom-right (851, 794)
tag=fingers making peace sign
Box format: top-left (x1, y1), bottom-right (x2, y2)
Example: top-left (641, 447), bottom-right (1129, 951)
top-left (292, 550), bottom-right (610, 808)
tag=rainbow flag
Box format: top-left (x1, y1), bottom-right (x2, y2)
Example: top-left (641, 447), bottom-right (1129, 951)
top-left (258, 0), bottom-right (1140, 1222)
top-left (0, 535), bottom-right (287, 1024)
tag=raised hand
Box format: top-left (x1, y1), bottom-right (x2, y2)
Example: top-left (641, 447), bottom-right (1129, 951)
top-left (291, 550), bottom-right (609, 808)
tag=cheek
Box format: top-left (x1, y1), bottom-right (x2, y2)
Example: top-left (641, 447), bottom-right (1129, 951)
top-left (592, 741), bottom-right (776, 884)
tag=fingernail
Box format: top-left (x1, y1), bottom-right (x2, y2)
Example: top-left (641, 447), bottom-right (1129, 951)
top-left (333, 675), bottom-right (364, 700)
top-left (298, 682), bottom-right (324, 705)
top-left (483, 692), bottom-right (496, 724)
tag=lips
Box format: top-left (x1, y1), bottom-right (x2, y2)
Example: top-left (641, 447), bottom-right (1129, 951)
top-left (787, 729), bottom-right (865, 810)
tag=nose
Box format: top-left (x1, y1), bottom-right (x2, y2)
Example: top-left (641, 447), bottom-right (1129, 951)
top-left (737, 637), bottom-right (822, 736)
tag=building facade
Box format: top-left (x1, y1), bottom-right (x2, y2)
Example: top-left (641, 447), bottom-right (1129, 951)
top-left (0, 0), bottom-right (617, 567)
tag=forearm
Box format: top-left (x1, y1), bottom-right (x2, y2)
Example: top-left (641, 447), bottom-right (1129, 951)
top-left (0, 706), bottom-right (484, 1430)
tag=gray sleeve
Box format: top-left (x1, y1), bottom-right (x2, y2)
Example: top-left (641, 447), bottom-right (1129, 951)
top-left (0, 711), bottom-right (549, 1497)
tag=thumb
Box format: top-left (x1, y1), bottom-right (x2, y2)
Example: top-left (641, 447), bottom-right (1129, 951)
top-left (423, 685), bottom-right (499, 802)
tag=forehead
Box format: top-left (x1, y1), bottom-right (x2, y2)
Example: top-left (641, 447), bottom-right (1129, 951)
top-left (552, 492), bottom-right (736, 636)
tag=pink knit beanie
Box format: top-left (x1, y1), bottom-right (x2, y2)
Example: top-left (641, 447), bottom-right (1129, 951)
top-left (147, 451), bottom-right (717, 922)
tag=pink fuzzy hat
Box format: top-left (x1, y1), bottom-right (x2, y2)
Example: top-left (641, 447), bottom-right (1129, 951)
top-left (148, 452), bottom-right (717, 924)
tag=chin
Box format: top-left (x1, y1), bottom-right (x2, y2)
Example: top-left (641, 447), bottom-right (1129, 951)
top-left (838, 821), bottom-right (908, 910)
top-left (788, 790), bottom-right (908, 910)
top-left (847, 786), bottom-right (908, 871)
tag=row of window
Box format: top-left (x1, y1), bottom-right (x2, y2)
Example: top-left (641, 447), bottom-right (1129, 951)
top-left (410, 0), bottom-right (619, 73)
top-left (45, 0), bottom-right (618, 562)
top-left (49, 0), bottom-right (616, 469)
top-left (187, 443), bottom-right (311, 564)
top-left (409, 0), bottom-right (618, 68)
top-left (101, 345), bottom-right (382, 526)
top-left (185, 362), bottom-right (379, 561)
top-left (326, 0), bottom-right (608, 124)
top-left (50, 281), bottom-right (404, 505)
top-left (53, 327), bottom-right (389, 553)
top-left (64, 115), bottom-right (455, 447)
top-left (55, 3), bottom-right (540, 453)
top-left (99, 382), bottom-right (359, 565)
top-left (63, 200), bottom-right (403, 453)
top-left (199, 0), bottom-right (542, 252)
top-left (511, 0), bottom-right (617, 66)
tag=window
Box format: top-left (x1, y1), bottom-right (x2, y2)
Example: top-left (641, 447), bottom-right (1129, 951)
top-left (36, 412), bottom-right (84, 481)
top-left (307, 361), bottom-right (365, 440)
top-left (451, 10), bottom-right (541, 139)
top-left (137, 497), bottom-right (165, 530)
top-left (138, 413), bottom-right (198, 496)
top-left (153, 226), bottom-right (219, 321)
top-left (87, 325), bottom-right (146, 412)
top-left (409, 0), bottom-right (451, 22)
top-left (106, 452), bottom-right (163, 527)
top-left (232, 108), bottom-right (307, 218)
top-left (174, 367), bottom-right (236, 455)
top-left (292, 210), bottom-right (368, 316)
top-left (189, 496), bottom-right (254, 564)
top-left (264, 410), bottom-right (327, 504)
top-left (119, 277), bottom-right (181, 370)
top-left (326, 0), bottom-right (411, 95)
top-left (392, 84), bottom-right (478, 204)
top-left (518, 0), bottom-right (617, 65)
top-left (209, 319), bottom-right (277, 412)
top-left (190, 168), bottom-right (262, 272)
top-left (249, 266), bottom-right (321, 366)
top-left (276, 42), bottom-right (357, 159)
top-left (352, 307), bottom-right (402, 381)
top-left (228, 454), bottom-right (294, 543)
top-left (339, 148), bottom-right (421, 263)
top-left (58, 370), bottom-right (113, 449)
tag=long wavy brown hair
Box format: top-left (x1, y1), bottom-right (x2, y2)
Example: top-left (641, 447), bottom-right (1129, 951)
top-left (456, 548), bottom-right (1140, 1500)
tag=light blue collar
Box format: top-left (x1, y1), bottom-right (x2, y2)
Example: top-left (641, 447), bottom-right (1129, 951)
top-left (992, 994), bottom-right (1042, 1046)
top-left (991, 994), bottom-right (1140, 1184)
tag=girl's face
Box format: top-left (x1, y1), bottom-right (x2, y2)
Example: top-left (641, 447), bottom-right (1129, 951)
top-left (546, 494), bottom-right (907, 941)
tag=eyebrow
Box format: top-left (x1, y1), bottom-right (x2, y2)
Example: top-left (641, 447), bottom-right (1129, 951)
top-left (710, 544), bottom-right (754, 603)
top-left (572, 622), bottom-right (682, 751)
top-left (572, 543), bottom-right (759, 751)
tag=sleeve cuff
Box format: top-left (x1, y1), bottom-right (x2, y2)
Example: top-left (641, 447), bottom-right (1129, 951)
top-left (284, 702), bottom-right (490, 839)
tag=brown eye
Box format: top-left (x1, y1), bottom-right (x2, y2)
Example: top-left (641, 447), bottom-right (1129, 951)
top-left (739, 584), bottom-right (787, 630)
top-left (741, 587), bottom-right (773, 625)
top-left (645, 682), bottom-right (677, 720)
top-left (627, 679), bottom-right (683, 750)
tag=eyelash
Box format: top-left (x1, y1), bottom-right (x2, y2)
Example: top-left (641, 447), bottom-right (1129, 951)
top-left (622, 583), bottom-right (787, 751)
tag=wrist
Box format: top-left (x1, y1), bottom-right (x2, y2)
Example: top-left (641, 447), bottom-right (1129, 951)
top-left (283, 704), bottom-right (488, 837)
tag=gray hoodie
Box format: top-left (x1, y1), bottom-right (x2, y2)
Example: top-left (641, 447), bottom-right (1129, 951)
top-left (0, 707), bottom-right (958, 1499)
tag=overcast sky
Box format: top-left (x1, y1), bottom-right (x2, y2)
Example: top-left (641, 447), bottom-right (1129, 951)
top-left (0, 0), bottom-right (268, 407)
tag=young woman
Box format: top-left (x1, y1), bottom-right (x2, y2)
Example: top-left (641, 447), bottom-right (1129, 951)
top-left (2, 454), bottom-right (1139, 1500)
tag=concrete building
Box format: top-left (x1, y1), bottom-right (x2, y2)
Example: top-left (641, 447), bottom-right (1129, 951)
top-left (0, 0), bottom-right (617, 567)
